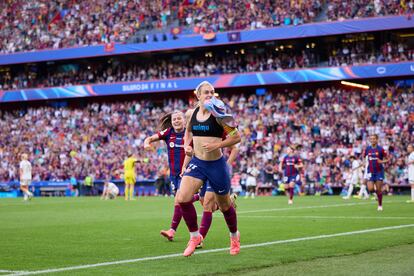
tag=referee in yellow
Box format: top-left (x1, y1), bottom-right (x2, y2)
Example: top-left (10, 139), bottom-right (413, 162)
top-left (124, 152), bottom-right (139, 201)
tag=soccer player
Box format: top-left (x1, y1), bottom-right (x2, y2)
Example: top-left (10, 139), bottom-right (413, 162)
top-left (279, 145), bottom-right (303, 205)
top-left (123, 152), bottom-right (139, 201)
top-left (343, 155), bottom-right (363, 199)
top-left (363, 134), bottom-right (390, 211)
top-left (19, 153), bottom-right (33, 201)
top-left (407, 144), bottom-right (414, 203)
top-left (144, 110), bottom-right (195, 241)
top-left (245, 163), bottom-right (259, 199)
top-left (101, 180), bottom-right (119, 200)
top-left (177, 81), bottom-right (241, 257)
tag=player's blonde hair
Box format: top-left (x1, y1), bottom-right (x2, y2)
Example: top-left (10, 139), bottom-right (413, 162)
top-left (194, 81), bottom-right (214, 96)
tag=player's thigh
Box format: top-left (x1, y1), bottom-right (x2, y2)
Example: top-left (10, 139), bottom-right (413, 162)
top-left (375, 181), bottom-right (383, 191)
top-left (177, 176), bottom-right (203, 203)
top-left (367, 181), bottom-right (375, 191)
top-left (215, 193), bottom-right (231, 212)
top-left (289, 182), bottom-right (295, 188)
top-left (203, 191), bottom-right (216, 212)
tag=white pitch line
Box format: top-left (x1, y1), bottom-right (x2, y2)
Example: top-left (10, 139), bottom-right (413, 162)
top-left (0, 271), bottom-right (27, 273)
top-left (8, 224), bottom-right (414, 276)
top-left (236, 201), bottom-right (376, 214)
top-left (238, 215), bottom-right (414, 220)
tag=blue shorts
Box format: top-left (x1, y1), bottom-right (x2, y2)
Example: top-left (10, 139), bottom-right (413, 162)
top-left (283, 175), bottom-right (301, 185)
top-left (199, 181), bottom-right (214, 197)
top-left (170, 175), bottom-right (182, 192)
top-left (367, 171), bottom-right (384, 182)
top-left (183, 156), bottom-right (231, 195)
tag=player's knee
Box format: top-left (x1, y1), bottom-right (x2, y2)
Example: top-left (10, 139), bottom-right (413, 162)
top-left (203, 198), bottom-right (215, 212)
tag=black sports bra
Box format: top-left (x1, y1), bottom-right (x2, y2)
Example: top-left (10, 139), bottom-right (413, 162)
top-left (190, 107), bottom-right (224, 138)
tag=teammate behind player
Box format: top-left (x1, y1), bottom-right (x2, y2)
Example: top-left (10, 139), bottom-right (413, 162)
top-left (19, 153), bottom-right (33, 201)
top-left (407, 144), bottom-right (414, 203)
top-left (363, 134), bottom-right (390, 211)
top-left (144, 110), bottom-right (196, 241)
top-left (123, 152), bottom-right (139, 201)
top-left (101, 180), bottom-right (119, 200)
top-left (279, 145), bottom-right (303, 205)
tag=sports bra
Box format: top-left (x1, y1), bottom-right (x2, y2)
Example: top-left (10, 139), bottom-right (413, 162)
top-left (190, 107), bottom-right (224, 138)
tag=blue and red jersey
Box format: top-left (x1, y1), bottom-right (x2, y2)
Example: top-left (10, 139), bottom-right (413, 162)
top-left (282, 155), bottom-right (302, 177)
top-left (157, 127), bottom-right (186, 177)
top-left (364, 145), bottom-right (387, 173)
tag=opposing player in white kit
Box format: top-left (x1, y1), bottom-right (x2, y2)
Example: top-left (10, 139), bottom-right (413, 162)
top-left (101, 181), bottom-right (119, 200)
top-left (19, 153), bottom-right (33, 201)
top-left (407, 144), bottom-right (414, 203)
top-left (355, 155), bottom-right (370, 200)
top-left (343, 155), bottom-right (364, 199)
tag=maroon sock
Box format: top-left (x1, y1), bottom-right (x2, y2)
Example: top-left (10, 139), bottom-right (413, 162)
top-left (170, 204), bottom-right (182, 231)
top-left (222, 206), bottom-right (237, 233)
top-left (377, 191), bottom-right (383, 207)
top-left (192, 194), bottom-right (200, 202)
top-left (199, 211), bottom-right (213, 239)
top-left (289, 188), bottom-right (294, 200)
top-left (179, 201), bottom-right (199, 232)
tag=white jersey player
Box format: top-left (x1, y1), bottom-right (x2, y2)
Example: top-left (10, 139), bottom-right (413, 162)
top-left (101, 181), bottom-right (119, 200)
top-left (407, 144), bottom-right (414, 203)
top-left (19, 153), bottom-right (33, 201)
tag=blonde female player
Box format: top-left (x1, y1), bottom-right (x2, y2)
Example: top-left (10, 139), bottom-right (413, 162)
top-left (177, 81), bottom-right (241, 257)
top-left (144, 111), bottom-right (198, 241)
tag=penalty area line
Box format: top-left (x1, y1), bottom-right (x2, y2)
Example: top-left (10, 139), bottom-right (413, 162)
top-left (8, 223), bottom-right (414, 276)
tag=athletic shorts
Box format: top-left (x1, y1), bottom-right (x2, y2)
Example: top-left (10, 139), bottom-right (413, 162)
top-left (20, 179), bottom-right (31, 186)
top-left (170, 175), bottom-right (182, 192)
top-left (283, 175), bottom-right (300, 185)
top-left (199, 181), bottom-right (214, 197)
top-left (184, 156), bottom-right (230, 195)
top-left (367, 171), bottom-right (384, 182)
top-left (124, 175), bottom-right (136, 185)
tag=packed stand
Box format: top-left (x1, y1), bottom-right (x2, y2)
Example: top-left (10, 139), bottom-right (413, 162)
top-left (0, 48), bottom-right (318, 91)
top-left (0, 85), bottom-right (413, 193)
top-left (326, 0), bottom-right (414, 21)
top-left (2, 40), bottom-right (413, 91)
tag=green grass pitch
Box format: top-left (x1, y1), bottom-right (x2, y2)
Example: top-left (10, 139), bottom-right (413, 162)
top-left (1, 196), bottom-right (413, 275)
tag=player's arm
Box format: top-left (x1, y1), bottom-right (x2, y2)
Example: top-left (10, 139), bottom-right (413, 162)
top-left (101, 186), bottom-right (107, 200)
top-left (184, 109), bottom-right (195, 156)
top-left (144, 134), bottom-right (161, 150)
top-left (379, 149), bottom-right (390, 164)
top-left (201, 120), bottom-right (241, 152)
top-left (279, 157), bottom-right (284, 172)
top-left (227, 143), bottom-right (239, 166)
top-left (294, 158), bottom-right (303, 170)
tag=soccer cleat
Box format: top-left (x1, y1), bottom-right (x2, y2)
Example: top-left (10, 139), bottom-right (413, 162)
top-left (230, 193), bottom-right (238, 209)
top-left (230, 232), bottom-right (240, 255)
top-left (342, 196), bottom-right (350, 200)
top-left (183, 235), bottom-right (203, 257)
top-left (196, 240), bottom-right (204, 249)
top-left (160, 229), bottom-right (175, 241)
top-left (288, 199), bottom-right (293, 205)
top-left (406, 200), bottom-right (414, 203)
top-left (377, 206), bottom-right (383, 211)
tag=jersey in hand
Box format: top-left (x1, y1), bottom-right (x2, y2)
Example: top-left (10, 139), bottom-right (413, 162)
top-left (282, 155), bottom-right (302, 177)
top-left (157, 127), bottom-right (185, 177)
top-left (190, 107), bottom-right (224, 138)
top-left (364, 146), bottom-right (386, 173)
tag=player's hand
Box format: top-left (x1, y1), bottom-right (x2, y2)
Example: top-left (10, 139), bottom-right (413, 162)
top-left (202, 142), bottom-right (220, 153)
top-left (144, 143), bottom-right (153, 151)
top-left (185, 145), bottom-right (193, 156)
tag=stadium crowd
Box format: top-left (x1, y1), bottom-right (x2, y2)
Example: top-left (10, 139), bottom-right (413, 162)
top-left (0, 85), bottom-right (413, 191)
top-left (1, 0), bottom-right (412, 54)
top-left (1, 40), bottom-right (412, 91)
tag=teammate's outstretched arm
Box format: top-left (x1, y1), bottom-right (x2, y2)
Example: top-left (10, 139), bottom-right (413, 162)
top-left (143, 134), bottom-right (161, 150)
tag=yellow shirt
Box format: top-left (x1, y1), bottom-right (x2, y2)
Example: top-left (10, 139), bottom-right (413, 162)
top-left (124, 157), bottom-right (137, 176)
